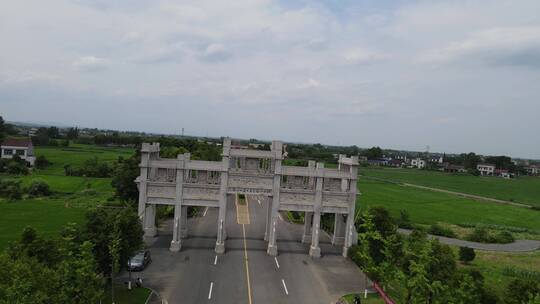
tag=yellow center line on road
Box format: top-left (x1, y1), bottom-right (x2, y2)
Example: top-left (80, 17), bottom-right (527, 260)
top-left (237, 194), bottom-right (253, 303)
top-left (242, 223), bottom-right (253, 304)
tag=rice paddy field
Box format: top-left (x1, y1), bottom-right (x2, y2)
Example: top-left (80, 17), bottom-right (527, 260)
top-left (360, 167), bottom-right (540, 207)
top-left (0, 144), bottom-right (134, 249)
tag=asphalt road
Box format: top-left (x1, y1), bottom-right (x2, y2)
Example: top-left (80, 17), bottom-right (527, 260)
top-left (122, 195), bottom-right (367, 304)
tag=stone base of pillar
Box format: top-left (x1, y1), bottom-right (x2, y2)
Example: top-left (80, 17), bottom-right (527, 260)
top-left (309, 245), bottom-right (321, 258)
top-left (267, 244), bottom-right (278, 256)
top-left (342, 246), bottom-right (350, 258)
top-left (170, 240), bottom-right (181, 252)
top-left (215, 242), bottom-right (225, 254)
top-left (301, 234), bottom-right (312, 243)
top-left (332, 236), bottom-right (345, 246)
top-left (180, 229), bottom-right (188, 239)
top-left (144, 227), bottom-right (157, 237)
top-left (264, 232), bottom-right (268, 242)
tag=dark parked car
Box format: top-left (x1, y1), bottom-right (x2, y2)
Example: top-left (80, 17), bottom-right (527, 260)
top-left (127, 250), bottom-right (151, 271)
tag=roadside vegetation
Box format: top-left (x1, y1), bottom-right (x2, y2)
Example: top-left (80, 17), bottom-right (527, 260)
top-left (348, 206), bottom-right (540, 304)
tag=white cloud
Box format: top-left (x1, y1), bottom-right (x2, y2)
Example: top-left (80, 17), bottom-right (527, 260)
top-left (72, 56), bottom-right (109, 71)
top-left (0, 71), bottom-right (59, 84)
top-left (2, 0), bottom-right (540, 157)
top-left (297, 78), bottom-right (320, 89)
top-left (343, 49), bottom-right (390, 65)
top-left (201, 43), bottom-right (230, 62)
top-left (418, 26), bottom-right (540, 67)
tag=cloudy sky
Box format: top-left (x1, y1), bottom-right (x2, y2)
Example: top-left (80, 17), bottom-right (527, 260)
top-left (1, 1), bottom-right (539, 158)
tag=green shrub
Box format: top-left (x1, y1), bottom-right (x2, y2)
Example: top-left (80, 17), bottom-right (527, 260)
top-left (428, 223), bottom-right (456, 238)
top-left (494, 230), bottom-right (515, 243)
top-left (466, 227), bottom-right (492, 243)
top-left (458, 247), bottom-right (475, 264)
top-left (397, 209), bottom-right (413, 229)
top-left (0, 179), bottom-right (23, 201)
top-left (458, 222), bottom-right (529, 233)
top-left (505, 278), bottom-right (540, 304)
top-left (27, 179), bottom-right (51, 197)
top-left (6, 159), bottom-right (29, 175)
top-left (466, 227), bottom-right (515, 244)
top-left (34, 155), bottom-right (51, 169)
top-left (502, 267), bottom-right (540, 281)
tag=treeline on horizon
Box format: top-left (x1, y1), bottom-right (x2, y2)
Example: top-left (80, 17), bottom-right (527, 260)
top-left (6, 121), bottom-right (536, 168)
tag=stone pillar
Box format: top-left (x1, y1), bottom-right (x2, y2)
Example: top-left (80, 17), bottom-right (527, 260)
top-left (216, 138), bottom-right (230, 254)
top-left (170, 154), bottom-right (186, 252)
top-left (137, 145), bottom-right (150, 220)
top-left (332, 214), bottom-right (345, 245)
top-left (180, 206), bottom-right (188, 239)
top-left (264, 196), bottom-right (271, 241)
top-left (170, 205), bottom-right (182, 252)
top-left (309, 162), bottom-right (324, 258)
top-left (143, 204), bottom-right (157, 237)
top-left (343, 158), bottom-right (358, 257)
top-left (267, 141), bottom-right (282, 256)
top-left (302, 212), bottom-right (313, 243)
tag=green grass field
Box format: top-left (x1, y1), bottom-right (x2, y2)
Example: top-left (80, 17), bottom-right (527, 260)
top-left (453, 246), bottom-right (540, 301)
top-left (0, 144), bottom-right (134, 250)
top-left (360, 167), bottom-right (540, 207)
top-left (102, 285), bottom-right (152, 304)
top-left (34, 144), bottom-right (133, 175)
top-left (357, 178), bottom-right (540, 233)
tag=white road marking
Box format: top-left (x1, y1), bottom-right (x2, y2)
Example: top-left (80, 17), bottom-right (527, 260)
top-left (208, 282), bottom-right (214, 300)
top-left (203, 207), bottom-right (209, 217)
top-left (214, 255), bottom-right (218, 265)
top-left (278, 213), bottom-right (283, 221)
top-left (281, 279), bottom-right (289, 295)
top-left (257, 199), bottom-right (261, 205)
top-left (274, 257), bottom-right (280, 269)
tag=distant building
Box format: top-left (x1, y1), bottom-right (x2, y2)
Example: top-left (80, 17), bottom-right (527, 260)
top-left (443, 163), bottom-right (467, 173)
top-left (410, 158), bottom-right (426, 169)
top-left (368, 158), bottom-right (389, 166)
top-left (0, 138), bottom-right (35, 166)
top-left (429, 155), bottom-right (444, 164)
top-left (388, 159), bottom-right (405, 167)
top-left (477, 163), bottom-right (495, 176)
top-left (526, 165), bottom-right (540, 175)
top-left (358, 156), bottom-right (368, 163)
top-left (495, 169), bottom-right (514, 179)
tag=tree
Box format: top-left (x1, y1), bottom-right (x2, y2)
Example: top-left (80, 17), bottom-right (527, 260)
top-left (67, 127), bottom-right (79, 140)
top-left (363, 146), bottom-right (383, 160)
top-left (397, 209), bottom-right (413, 229)
top-left (47, 126), bottom-right (60, 139)
top-left (506, 279), bottom-right (540, 304)
top-left (84, 207), bottom-right (143, 275)
top-left (0, 116), bottom-right (5, 144)
top-left (0, 227), bottom-right (103, 303)
top-left (33, 127), bottom-right (51, 146)
top-left (111, 155), bottom-right (140, 203)
top-left (458, 247), bottom-right (476, 264)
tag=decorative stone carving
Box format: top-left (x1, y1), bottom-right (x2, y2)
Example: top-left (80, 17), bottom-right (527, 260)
top-left (147, 185), bottom-right (176, 198)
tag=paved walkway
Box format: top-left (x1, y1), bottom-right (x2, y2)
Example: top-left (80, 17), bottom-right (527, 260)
top-left (398, 229), bottom-right (540, 252)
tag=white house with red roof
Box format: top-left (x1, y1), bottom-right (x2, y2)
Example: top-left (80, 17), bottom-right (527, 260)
top-left (1, 138), bottom-right (36, 166)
